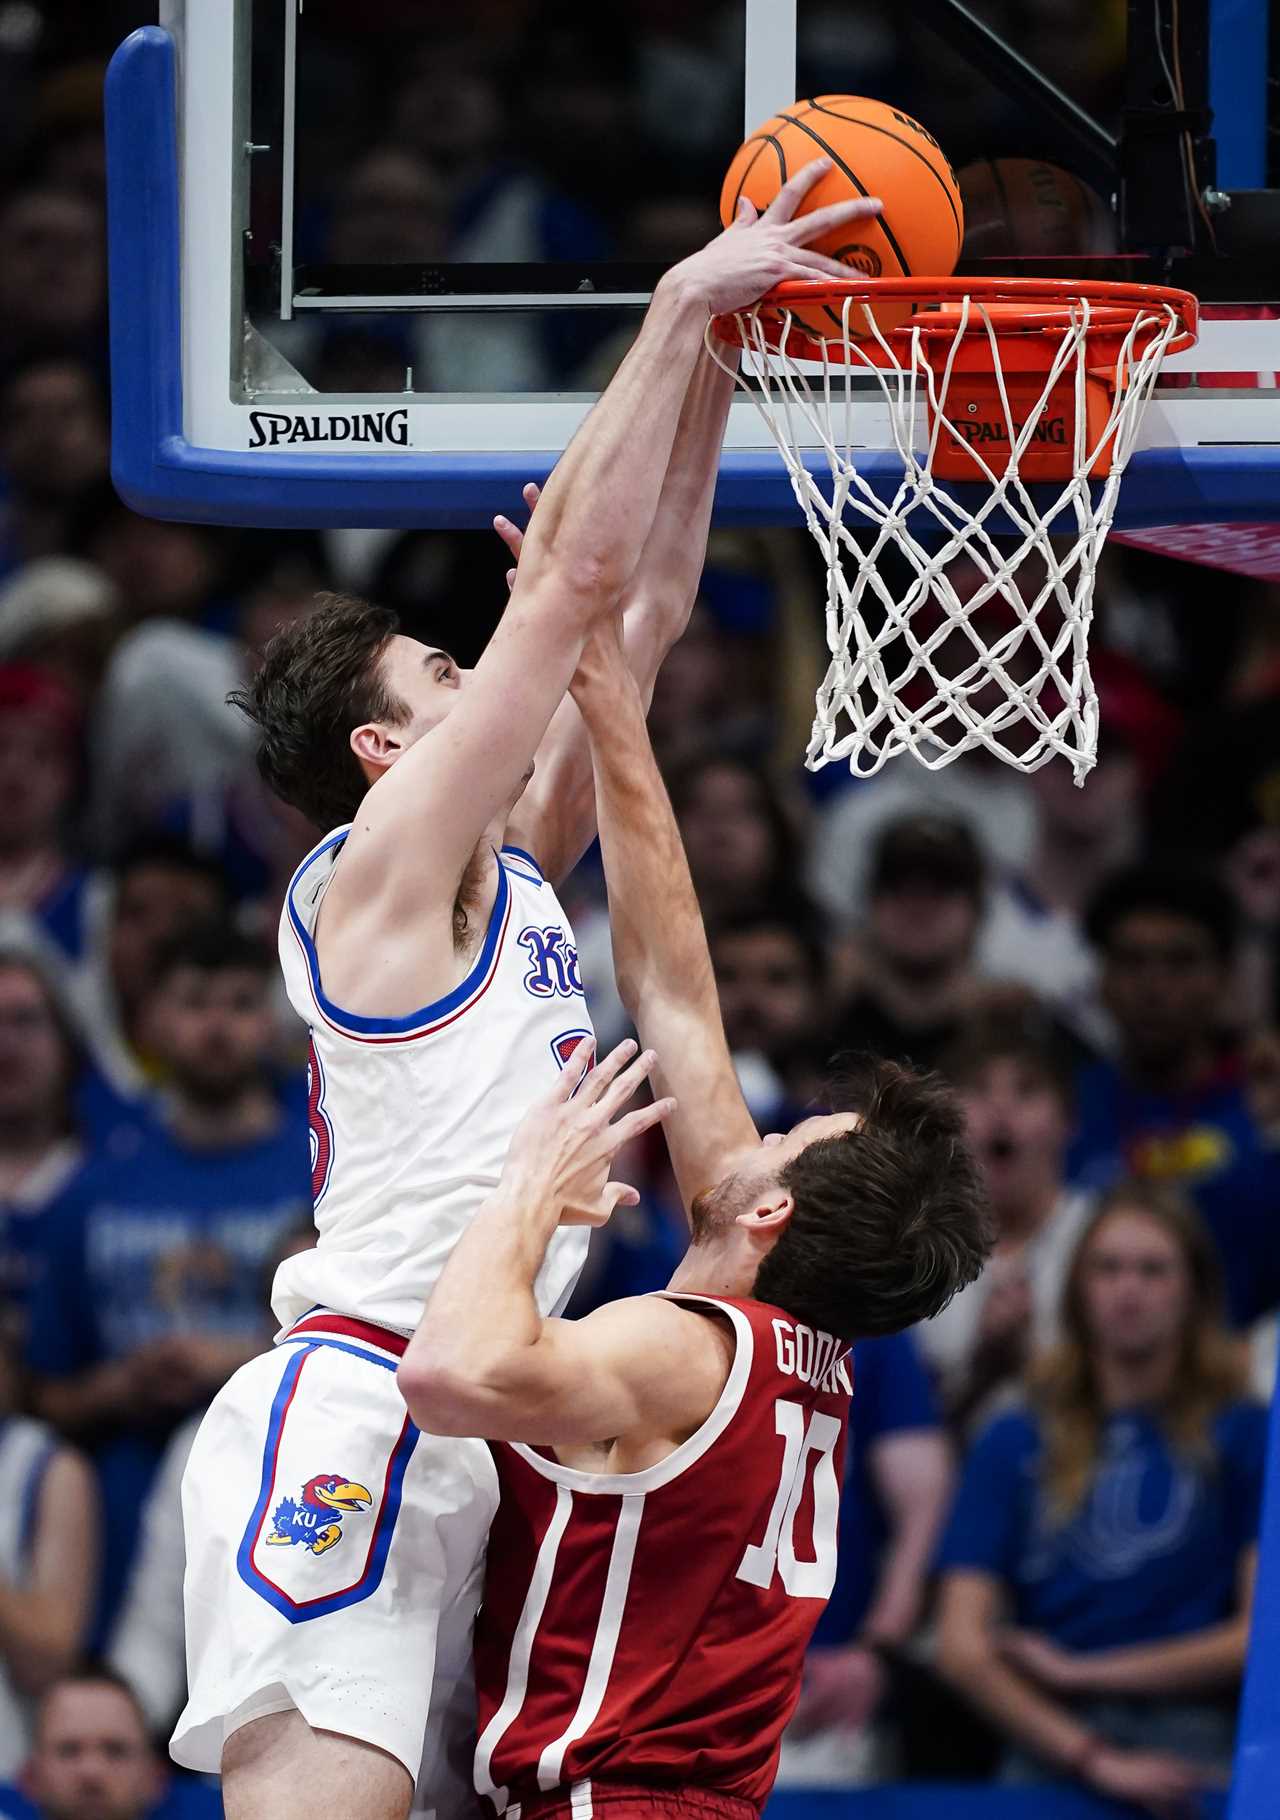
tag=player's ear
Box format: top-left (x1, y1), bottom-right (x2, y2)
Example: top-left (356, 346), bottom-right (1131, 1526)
top-left (737, 1189), bottom-right (794, 1237)
top-left (350, 720), bottom-right (405, 772)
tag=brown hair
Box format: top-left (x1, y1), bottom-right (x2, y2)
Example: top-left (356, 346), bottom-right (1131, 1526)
top-left (1031, 1179), bottom-right (1249, 1520)
top-left (228, 592), bottom-right (408, 831)
top-left (0, 943), bottom-right (85, 1137)
top-left (753, 1058), bottom-right (995, 1341)
top-left (939, 1006), bottom-right (1076, 1115)
top-left (34, 1663), bottom-right (152, 1747)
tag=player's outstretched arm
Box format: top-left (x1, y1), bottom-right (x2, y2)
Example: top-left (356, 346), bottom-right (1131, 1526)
top-left (504, 162), bottom-right (876, 624)
top-left (340, 168), bottom-right (881, 903)
top-left (495, 345), bottom-right (738, 884)
top-left (399, 1038), bottom-right (729, 1446)
top-left (574, 624), bottom-right (760, 1213)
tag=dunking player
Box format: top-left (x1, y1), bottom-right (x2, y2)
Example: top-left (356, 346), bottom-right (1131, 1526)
top-left (398, 625), bottom-right (994, 1820)
top-left (170, 167), bottom-right (882, 1820)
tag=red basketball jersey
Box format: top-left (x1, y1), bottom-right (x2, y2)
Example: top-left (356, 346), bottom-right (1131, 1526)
top-left (473, 1293), bottom-right (853, 1814)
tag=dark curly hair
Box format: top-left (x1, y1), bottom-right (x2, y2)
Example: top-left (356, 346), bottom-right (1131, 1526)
top-left (228, 592), bottom-right (408, 831)
top-left (1084, 863), bottom-right (1238, 963)
top-left (752, 1058), bottom-right (994, 1341)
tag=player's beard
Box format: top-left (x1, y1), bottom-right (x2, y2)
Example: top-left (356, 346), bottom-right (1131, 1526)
top-left (689, 1171), bottom-right (750, 1245)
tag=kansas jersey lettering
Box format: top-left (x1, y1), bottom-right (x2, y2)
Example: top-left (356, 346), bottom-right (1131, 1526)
top-left (275, 833), bottom-right (591, 1331)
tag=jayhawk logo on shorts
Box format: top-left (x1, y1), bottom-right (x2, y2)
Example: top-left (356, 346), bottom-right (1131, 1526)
top-left (265, 1473), bottom-right (373, 1556)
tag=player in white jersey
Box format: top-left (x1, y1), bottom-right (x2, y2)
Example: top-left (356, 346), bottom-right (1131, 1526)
top-left (277, 836), bottom-right (593, 1330)
top-left (170, 167), bottom-right (880, 1820)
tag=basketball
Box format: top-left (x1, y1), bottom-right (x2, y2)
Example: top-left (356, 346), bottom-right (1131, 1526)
top-left (958, 157), bottom-right (1116, 259)
top-left (719, 95), bottom-right (964, 340)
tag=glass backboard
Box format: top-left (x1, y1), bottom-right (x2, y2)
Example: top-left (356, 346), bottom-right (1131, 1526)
top-left (105, 0), bottom-right (1280, 561)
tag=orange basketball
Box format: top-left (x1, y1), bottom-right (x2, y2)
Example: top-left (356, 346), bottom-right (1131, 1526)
top-left (719, 96), bottom-right (964, 342)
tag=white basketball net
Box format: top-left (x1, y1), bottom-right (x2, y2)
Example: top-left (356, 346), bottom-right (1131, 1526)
top-left (706, 293), bottom-right (1184, 783)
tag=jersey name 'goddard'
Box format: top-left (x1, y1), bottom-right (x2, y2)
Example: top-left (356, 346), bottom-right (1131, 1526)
top-left (273, 832), bottom-right (592, 1333)
top-left (248, 408), bottom-right (411, 449)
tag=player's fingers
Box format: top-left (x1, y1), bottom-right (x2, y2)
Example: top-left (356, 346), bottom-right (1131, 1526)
top-left (580, 1037), bottom-right (639, 1105)
top-left (733, 195), bottom-right (759, 226)
top-left (787, 246), bottom-right (862, 278)
top-left (522, 481), bottom-right (541, 511)
top-left (596, 1053), bottom-right (661, 1127)
top-left (603, 1180), bottom-right (641, 1214)
top-left (783, 195), bottom-right (881, 243)
top-left (612, 1098), bottom-right (676, 1147)
top-left (760, 156), bottom-right (832, 224)
top-left (506, 567), bottom-right (517, 592)
top-left (493, 514), bottom-right (524, 561)
top-left (555, 1035), bottom-right (595, 1100)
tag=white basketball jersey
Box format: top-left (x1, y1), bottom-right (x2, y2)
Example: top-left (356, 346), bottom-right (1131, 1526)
top-left (273, 830), bottom-right (592, 1332)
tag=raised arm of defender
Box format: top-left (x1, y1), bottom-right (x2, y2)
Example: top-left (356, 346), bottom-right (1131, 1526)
top-left (573, 625), bottom-right (761, 1212)
top-left (339, 168), bottom-right (881, 906)
top-left (495, 342), bottom-right (738, 884)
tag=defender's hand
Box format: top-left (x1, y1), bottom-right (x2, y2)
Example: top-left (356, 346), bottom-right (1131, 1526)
top-left (663, 158), bottom-right (881, 318)
top-left (500, 1037), bottom-right (675, 1227)
top-left (494, 481), bottom-right (541, 592)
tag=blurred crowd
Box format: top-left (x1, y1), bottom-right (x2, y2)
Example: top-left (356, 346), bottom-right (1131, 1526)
top-left (0, 2), bottom-right (1270, 1818)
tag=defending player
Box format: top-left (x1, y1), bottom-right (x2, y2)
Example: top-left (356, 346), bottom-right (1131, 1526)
top-left (398, 625), bottom-right (994, 1820)
top-left (170, 167), bottom-right (882, 1820)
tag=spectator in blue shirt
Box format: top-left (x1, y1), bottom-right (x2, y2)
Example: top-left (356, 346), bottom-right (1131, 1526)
top-left (936, 1180), bottom-right (1263, 1814)
top-left (25, 925), bottom-right (311, 1636)
top-left (0, 946), bottom-right (90, 1351)
top-left (1069, 864), bottom-right (1280, 1324)
top-left (780, 1330), bottom-right (952, 1781)
top-left (4, 1667), bottom-right (220, 1820)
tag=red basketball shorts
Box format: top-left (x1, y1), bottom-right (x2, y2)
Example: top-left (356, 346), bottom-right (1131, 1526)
top-left (502, 1782), bottom-right (759, 1820)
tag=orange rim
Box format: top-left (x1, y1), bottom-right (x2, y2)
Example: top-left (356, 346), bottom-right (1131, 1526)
top-left (712, 276), bottom-right (1200, 368)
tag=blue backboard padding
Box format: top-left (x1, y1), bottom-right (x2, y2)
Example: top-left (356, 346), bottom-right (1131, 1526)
top-left (1209, 0), bottom-right (1268, 189)
top-left (107, 26), bottom-right (1280, 534)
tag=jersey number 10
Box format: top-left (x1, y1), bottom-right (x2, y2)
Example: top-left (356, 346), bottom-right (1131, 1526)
top-left (736, 1401), bottom-right (841, 1600)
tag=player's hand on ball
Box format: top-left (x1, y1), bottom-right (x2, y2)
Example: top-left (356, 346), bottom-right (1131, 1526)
top-left (502, 1037), bottom-right (675, 1227)
top-left (664, 158), bottom-right (881, 318)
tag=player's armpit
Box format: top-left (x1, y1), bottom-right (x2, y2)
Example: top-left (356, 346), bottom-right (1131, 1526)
top-left (403, 1297), bottom-right (733, 1450)
top-left (333, 578), bottom-right (602, 922)
top-left (346, 271), bottom-right (740, 912)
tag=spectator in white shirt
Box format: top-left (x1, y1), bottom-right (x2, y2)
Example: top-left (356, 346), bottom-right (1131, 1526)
top-left (919, 1012), bottom-right (1094, 1430)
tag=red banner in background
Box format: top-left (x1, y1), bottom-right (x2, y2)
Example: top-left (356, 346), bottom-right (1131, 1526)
top-left (1115, 522), bottom-right (1280, 582)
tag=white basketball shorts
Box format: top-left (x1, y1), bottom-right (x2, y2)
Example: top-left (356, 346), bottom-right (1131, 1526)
top-left (171, 1310), bottom-right (496, 1816)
